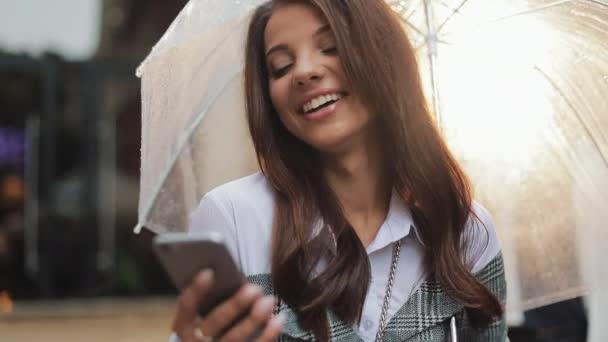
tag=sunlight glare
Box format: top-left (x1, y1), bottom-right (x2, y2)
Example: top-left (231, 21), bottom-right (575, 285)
top-left (435, 10), bottom-right (564, 170)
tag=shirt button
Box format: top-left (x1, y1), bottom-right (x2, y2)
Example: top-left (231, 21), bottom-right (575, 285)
top-left (363, 317), bottom-right (374, 331)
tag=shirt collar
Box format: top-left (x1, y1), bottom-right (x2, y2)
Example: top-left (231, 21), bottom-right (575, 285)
top-left (311, 190), bottom-right (423, 255)
top-left (366, 190), bottom-right (422, 254)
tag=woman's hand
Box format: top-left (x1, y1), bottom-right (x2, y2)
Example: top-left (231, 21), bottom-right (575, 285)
top-left (172, 269), bottom-right (285, 342)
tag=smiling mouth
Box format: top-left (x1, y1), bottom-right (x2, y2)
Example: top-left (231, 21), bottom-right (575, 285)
top-left (300, 92), bottom-right (347, 114)
top-left (305, 99), bottom-right (339, 114)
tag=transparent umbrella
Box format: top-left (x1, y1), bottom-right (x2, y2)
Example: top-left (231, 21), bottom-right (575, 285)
top-left (135, 0), bottom-right (608, 329)
top-left (386, 0), bottom-right (608, 324)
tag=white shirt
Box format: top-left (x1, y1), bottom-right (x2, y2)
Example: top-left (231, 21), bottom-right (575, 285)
top-left (188, 172), bottom-right (501, 341)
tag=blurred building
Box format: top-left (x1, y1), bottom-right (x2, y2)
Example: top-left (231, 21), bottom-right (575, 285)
top-left (0, 0), bottom-right (188, 300)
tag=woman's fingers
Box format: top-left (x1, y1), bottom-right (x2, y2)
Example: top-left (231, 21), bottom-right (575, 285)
top-left (254, 313), bottom-right (286, 342)
top-left (172, 275), bottom-right (282, 342)
top-left (219, 295), bottom-right (275, 341)
top-left (199, 283), bottom-right (263, 337)
top-left (172, 269), bottom-right (215, 341)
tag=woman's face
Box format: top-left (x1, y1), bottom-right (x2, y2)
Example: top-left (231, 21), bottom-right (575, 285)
top-left (264, 2), bottom-right (374, 154)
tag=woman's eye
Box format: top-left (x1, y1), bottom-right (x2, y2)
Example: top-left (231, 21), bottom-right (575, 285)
top-left (322, 46), bottom-right (338, 54)
top-left (272, 65), bottom-right (291, 78)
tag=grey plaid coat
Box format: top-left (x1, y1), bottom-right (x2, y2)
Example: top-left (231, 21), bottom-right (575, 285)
top-left (247, 253), bottom-right (508, 342)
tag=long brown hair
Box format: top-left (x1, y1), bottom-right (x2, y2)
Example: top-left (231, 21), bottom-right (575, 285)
top-left (244, 0), bottom-right (503, 340)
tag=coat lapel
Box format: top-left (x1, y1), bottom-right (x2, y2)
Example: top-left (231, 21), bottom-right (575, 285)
top-left (265, 296), bottom-right (362, 341)
top-left (245, 273), bottom-right (458, 341)
top-left (246, 274), bottom-right (361, 341)
top-left (263, 280), bottom-right (461, 342)
top-left (382, 280), bottom-right (463, 341)
top-left (246, 253), bottom-right (504, 341)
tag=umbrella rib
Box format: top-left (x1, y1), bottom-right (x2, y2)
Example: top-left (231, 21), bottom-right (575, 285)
top-left (437, 0), bottom-right (472, 35)
top-left (534, 65), bottom-right (608, 169)
top-left (586, 0), bottom-right (608, 8)
top-left (404, 0), bottom-right (423, 21)
top-left (443, 0), bottom-right (577, 38)
top-left (479, 0), bottom-right (573, 25)
top-left (401, 18), bottom-right (426, 38)
top-left (392, 0), bottom-right (426, 39)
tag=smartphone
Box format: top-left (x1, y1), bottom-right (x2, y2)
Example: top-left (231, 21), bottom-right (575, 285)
top-left (153, 232), bottom-right (245, 317)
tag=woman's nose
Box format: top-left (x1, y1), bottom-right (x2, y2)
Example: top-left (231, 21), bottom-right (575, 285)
top-left (293, 57), bottom-right (324, 87)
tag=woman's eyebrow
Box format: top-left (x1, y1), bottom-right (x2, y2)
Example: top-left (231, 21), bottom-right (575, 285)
top-left (266, 24), bottom-right (332, 58)
top-left (266, 44), bottom-right (288, 58)
top-left (313, 24), bottom-right (331, 37)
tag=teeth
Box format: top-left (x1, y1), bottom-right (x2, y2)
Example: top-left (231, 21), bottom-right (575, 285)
top-left (302, 93), bottom-right (342, 113)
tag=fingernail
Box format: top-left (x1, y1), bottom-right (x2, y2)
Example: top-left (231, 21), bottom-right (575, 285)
top-left (198, 269), bottom-right (214, 283)
top-left (243, 284), bottom-right (262, 298)
top-left (259, 295), bottom-right (275, 311)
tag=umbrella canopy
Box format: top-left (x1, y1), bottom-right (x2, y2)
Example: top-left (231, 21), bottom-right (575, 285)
top-left (387, 0), bottom-right (608, 319)
top-left (136, 0), bottom-right (262, 233)
top-left (136, 0), bottom-right (608, 325)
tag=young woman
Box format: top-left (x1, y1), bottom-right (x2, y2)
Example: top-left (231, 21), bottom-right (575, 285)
top-left (171, 0), bottom-right (507, 341)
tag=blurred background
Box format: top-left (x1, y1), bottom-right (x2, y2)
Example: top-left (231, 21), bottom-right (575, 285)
top-left (0, 0), bottom-right (594, 341)
top-left (0, 0), bottom-right (187, 340)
